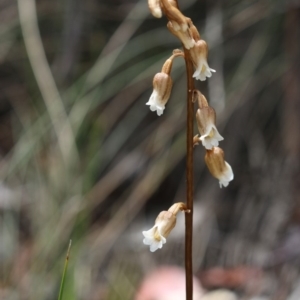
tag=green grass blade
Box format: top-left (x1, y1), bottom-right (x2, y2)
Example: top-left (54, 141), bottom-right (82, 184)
top-left (57, 240), bottom-right (72, 300)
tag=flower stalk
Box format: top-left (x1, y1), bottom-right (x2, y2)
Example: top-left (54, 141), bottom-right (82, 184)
top-left (183, 46), bottom-right (195, 300)
top-left (143, 0), bottom-right (234, 299)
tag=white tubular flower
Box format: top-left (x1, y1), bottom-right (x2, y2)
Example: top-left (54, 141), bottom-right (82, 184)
top-left (205, 147), bottom-right (234, 188)
top-left (167, 21), bottom-right (195, 49)
top-left (143, 202), bottom-right (188, 252)
top-left (189, 40), bottom-right (216, 81)
top-left (146, 73), bottom-right (172, 116)
top-left (143, 211), bottom-right (176, 252)
top-left (196, 106), bottom-right (224, 150)
top-left (146, 59), bottom-right (173, 116)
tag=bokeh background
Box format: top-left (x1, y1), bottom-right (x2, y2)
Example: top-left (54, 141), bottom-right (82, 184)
top-left (1, 0), bottom-right (300, 299)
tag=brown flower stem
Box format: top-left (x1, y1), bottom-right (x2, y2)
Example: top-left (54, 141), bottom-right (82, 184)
top-left (183, 48), bottom-right (195, 300)
top-left (165, 0), bottom-right (195, 297)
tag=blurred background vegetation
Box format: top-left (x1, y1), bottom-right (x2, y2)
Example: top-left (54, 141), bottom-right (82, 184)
top-left (0, 0), bottom-right (300, 299)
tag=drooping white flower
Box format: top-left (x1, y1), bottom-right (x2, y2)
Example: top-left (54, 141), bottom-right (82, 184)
top-left (143, 203), bottom-right (188, 252)
top-left (143, 211), bottom-right (176, 252)
top-left (146, 66), bottom-right (172, 116)
top-left (195, 106), bottom-right (224, 150)
top-left (189, 40), bottom-right (216, 81)
top-left (205, 147), bottom-right (234, 188)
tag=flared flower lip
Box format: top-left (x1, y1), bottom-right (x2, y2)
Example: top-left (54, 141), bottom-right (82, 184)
top-left (199, 125), bottom-right (224, 150)
top-left (193, 60), bottom-right (216, 81)
top-left (143, 225), bottom-right (167, 252)
top-left (146, 90), bottom-right (166, 116)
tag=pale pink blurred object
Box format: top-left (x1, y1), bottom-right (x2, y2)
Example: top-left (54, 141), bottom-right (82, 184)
top-left (135, 266), bottom-right (204, 300)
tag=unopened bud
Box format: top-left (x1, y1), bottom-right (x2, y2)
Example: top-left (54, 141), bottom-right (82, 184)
top-left (189, 40), bottom-right (216, 81)
top-left (167, 21), bottom-right (195, 49)
top-left (161, 0), bottom-right (189, 32)
top-left (193, 90), bottom-right (208, 108)
top-left (205, 147), bottom-right (234, 188)
top-left (148, 0), bottom-right (162, 18)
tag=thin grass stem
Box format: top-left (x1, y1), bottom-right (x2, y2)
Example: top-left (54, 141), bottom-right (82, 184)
top-left (57, 240), bottom-right (72, 300)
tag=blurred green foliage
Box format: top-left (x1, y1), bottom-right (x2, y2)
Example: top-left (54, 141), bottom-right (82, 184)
top-left (0, 0), bottom-right (299, 299)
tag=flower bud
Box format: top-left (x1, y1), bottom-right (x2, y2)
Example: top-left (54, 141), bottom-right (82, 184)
top-left (146, 59), bottom-right (173, 116)
top-left (196, 106), bottom-right (224, 150)
top-left (205, 147), bottom-right (234, 188)
top-left (193, 90), bottom-right (208, 108)
top-left (167, 21), bottom-right (195, 49)
top-left (148, 0), bottom-right (162, 18)
top-left (189, 40), bottom-right (216, 81)
top-left (161, 0), bottom-right (189, 32)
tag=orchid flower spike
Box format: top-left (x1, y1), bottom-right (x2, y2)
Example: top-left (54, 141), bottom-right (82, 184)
top-left (205, 147), bottom-right (234, 188)
top-left (189, 39), bottom-right (216, 81)
top-left (146, 58), bottom-right (173, 116)
top-left (143, 202), bottom-right (188, 252)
